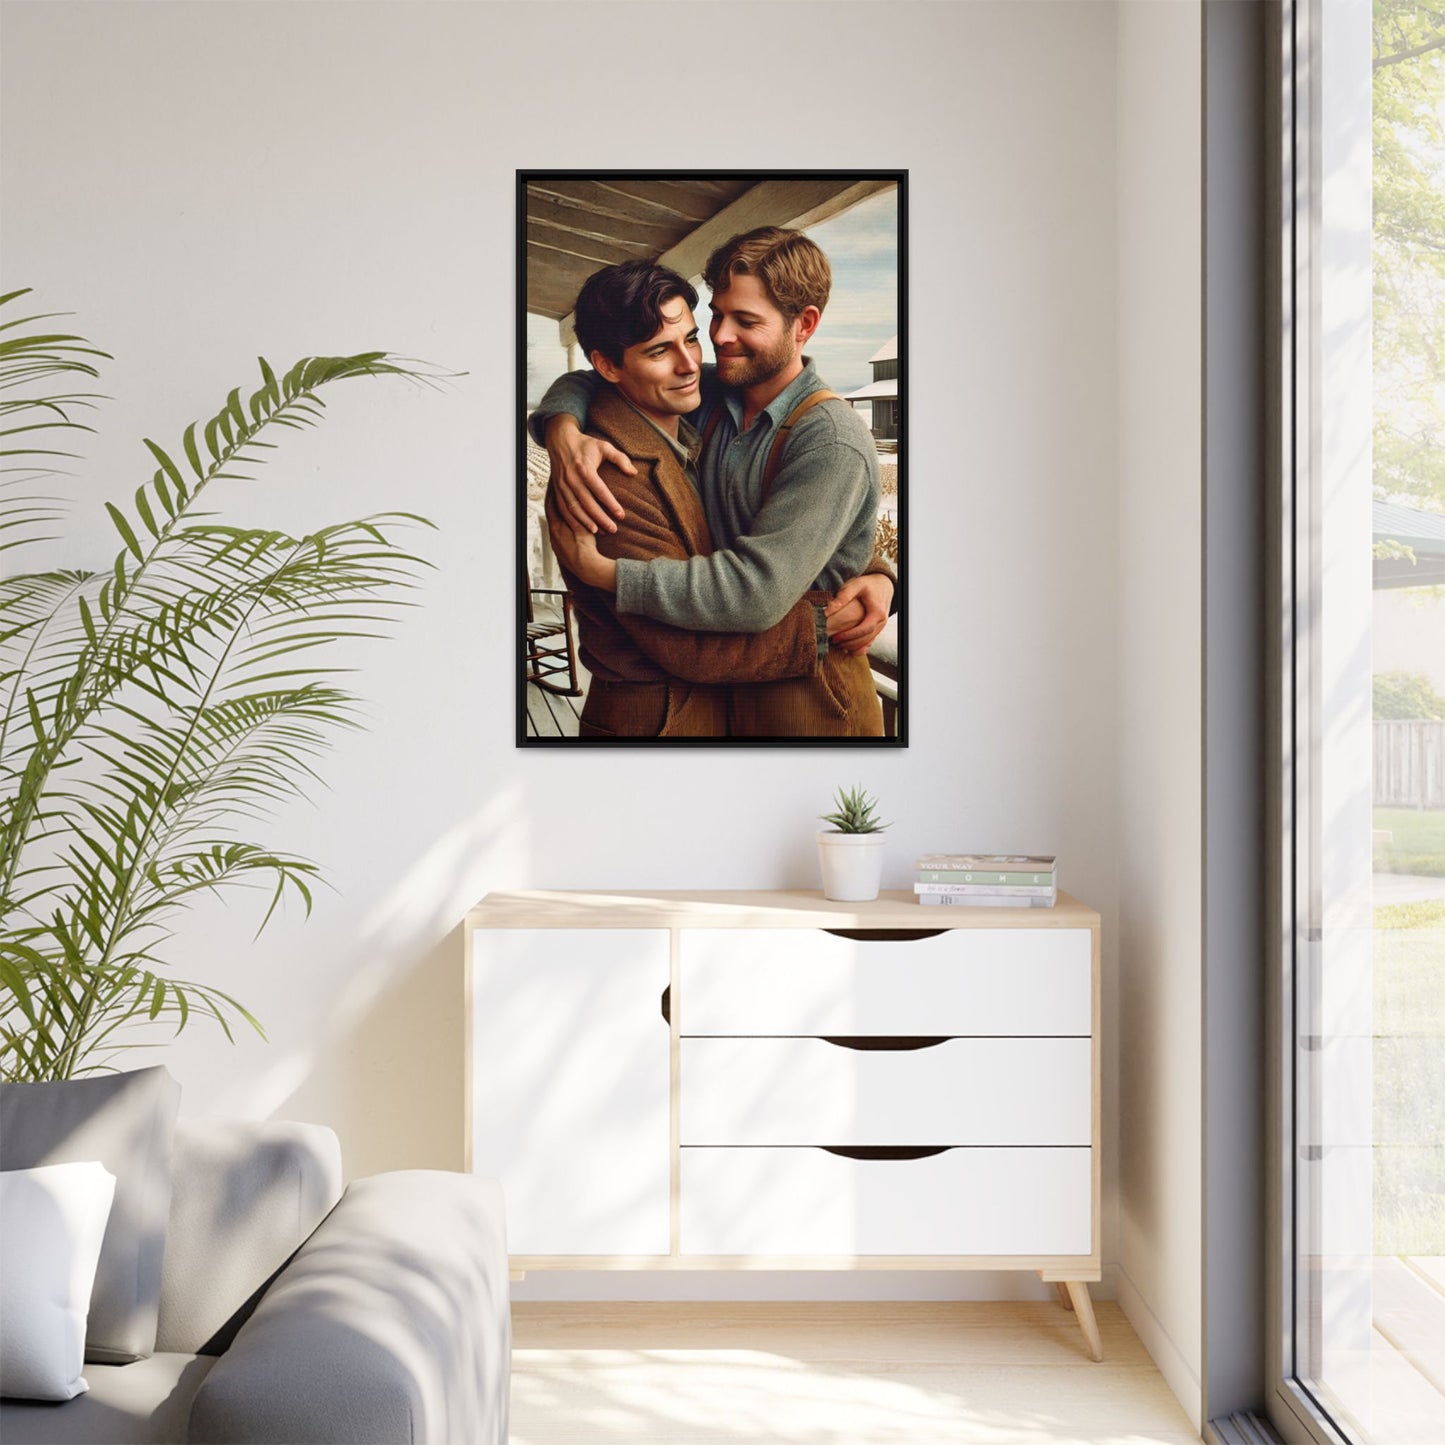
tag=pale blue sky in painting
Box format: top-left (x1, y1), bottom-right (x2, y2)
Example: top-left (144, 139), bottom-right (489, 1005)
top-left (525, 184), bottom-right (898, 404)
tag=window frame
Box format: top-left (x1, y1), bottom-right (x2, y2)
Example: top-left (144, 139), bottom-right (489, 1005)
top-left (1265, 3), bottom-right (1372, 1441)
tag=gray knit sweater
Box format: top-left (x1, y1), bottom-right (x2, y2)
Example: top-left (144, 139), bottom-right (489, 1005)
top-left (531, 360), bottom-right (880, 633)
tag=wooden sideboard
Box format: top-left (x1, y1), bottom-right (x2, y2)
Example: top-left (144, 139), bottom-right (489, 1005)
top-left (465, 889), bottom-right (1103, 1359)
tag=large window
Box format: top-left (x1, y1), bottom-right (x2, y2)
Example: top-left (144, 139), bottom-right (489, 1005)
top-left (1276, 2), bottom-right (1445, 1441)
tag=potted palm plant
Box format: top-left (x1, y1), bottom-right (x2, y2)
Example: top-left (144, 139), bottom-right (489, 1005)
top-left (816, 785), bottom-right (889, 901)
top-left (0, 288), bottom-right (438, 1081)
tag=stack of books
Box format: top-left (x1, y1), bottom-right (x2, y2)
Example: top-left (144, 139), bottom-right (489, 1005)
top-left (913, 854), bottom-right (1058, 908)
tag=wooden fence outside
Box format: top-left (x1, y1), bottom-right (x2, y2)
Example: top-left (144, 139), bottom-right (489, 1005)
top-left (1375, 720), bottom-right (1445, 809)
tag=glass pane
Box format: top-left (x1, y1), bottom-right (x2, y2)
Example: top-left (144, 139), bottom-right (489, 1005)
top-left (1296, 3), bottom-right (1445, 1440)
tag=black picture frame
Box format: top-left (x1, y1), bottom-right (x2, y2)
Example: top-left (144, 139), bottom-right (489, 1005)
top-left (519, 169), bottom-right (907, 748)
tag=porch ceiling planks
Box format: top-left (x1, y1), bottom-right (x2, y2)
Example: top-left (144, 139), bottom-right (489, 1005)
top-left (527, 177), bottom-right (754, 324)
top-left (524, 176), bottom-right (897, 346)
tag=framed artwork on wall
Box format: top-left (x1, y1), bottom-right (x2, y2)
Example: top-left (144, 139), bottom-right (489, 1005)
top-left (518, 170), bottom-right (906, 748)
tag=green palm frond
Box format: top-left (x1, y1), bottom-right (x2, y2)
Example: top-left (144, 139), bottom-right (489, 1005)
top-left (0, 289), bottom-right (110, 556)
top-left (0, 290), bottom-right (445, 1079)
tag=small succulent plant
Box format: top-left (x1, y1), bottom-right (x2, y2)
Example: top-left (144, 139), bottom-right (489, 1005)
top-left (819, 785), bottom-right (889, 834)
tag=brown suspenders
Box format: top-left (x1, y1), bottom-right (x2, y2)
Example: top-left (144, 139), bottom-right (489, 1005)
top-left (699, 402), bottom-right (725, 456)
top-left (698, 389), bottom-right (844, 504)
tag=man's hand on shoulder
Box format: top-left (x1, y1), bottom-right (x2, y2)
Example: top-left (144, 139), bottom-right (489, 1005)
top-left (545, 414), bottom-right (635, 535)
top-left (825, 572), bottom-right (893, 653)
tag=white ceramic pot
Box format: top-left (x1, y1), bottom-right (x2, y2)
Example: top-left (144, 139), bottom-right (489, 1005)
top-left (816, 831), bottom-right (886, 902)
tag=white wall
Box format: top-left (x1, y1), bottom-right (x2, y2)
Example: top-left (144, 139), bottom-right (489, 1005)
top-left (1114, 0), bottom-right (1204, 1429)
top-left (2, 0), bottom-right (1135, 1302)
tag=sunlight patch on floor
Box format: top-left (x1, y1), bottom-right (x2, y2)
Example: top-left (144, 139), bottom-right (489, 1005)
top-left (511, 1345), bottom-right (1199, 1445)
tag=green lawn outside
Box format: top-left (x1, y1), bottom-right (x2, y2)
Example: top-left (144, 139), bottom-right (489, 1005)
top-left (1374, 806), bottom-right (1445, 876)
top-left (1376, 900), bottom-right (1445, 929)
top-left (1375, 918), bottom-right (1445, 1253)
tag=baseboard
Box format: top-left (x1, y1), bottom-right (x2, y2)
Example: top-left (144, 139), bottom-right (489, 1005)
top-left (1109, 1260), bottom-right (1203, 1429)
top-left (512, 1269), bottom-right (1112, 1303)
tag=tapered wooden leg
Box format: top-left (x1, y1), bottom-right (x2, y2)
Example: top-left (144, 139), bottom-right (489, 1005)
top-left (1065, 1280), bottom-right (1103, 1361)
top-left (1055, 1282), bottom-right (1073, 1310)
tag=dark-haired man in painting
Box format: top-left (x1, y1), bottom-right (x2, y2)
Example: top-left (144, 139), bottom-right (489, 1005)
top-left (536, 227), bottom-right (892, 738)
top-left (545, 258), bottom-right (869, 739)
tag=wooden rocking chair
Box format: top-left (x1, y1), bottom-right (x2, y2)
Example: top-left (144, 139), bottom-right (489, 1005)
top-left (525, 584), bottom-right (583, 697)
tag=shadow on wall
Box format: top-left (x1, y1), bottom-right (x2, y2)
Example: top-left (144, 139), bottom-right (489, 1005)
top-left (1117, 907), bottom-right (1163, 1241)
top-left (277, 924), bottom-right (468, 1180)
top-left (199, 782), bottom-right (536, 1179)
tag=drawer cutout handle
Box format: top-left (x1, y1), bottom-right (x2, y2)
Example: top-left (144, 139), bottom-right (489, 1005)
top-left (821, 1036), bottom-right (950, 1052)
top-left (660, 985), bottom-right (671, 1026)
top-left (822, 1145), bottom-right (951, 1161)
top-left (824, 928), bottom-right (947, 943)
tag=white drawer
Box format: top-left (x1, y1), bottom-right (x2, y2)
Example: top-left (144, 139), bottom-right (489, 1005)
top-left (678, 927), bottom-right (1091, 1036)
top-left (680, 1147), bottom-right (1091, 1257)
top-left (679, 1037), bottom-right (1090, 1146)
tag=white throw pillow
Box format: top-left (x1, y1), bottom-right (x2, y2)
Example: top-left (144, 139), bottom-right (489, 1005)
top-left (0, 1160), bottom-right (117, 1401)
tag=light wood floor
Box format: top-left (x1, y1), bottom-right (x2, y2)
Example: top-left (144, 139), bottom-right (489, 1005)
top-left (510, 1301), bottom-right (1201, 1444)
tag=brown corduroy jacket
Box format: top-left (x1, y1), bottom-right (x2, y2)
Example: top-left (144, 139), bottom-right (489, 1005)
top-left (545, 387), bottom-right (822, 739)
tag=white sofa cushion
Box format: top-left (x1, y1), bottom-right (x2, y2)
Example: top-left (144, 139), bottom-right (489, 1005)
top-left (0, 1161), bottom-right (116, 1401)
top-left (0, 1067), bottom-right (182, 1362)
